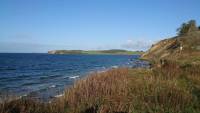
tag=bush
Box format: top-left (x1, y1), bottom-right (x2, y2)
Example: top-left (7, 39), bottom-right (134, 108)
top-left (177, 20), bottom-right (198, 36)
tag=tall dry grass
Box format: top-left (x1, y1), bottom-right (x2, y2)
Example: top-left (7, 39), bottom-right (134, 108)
top-left (63, 67), bottom-right (197, 113)
top-left (64, 68), bottom-right (130, 113)
top-left (0, 98), bottom-right (68, 113)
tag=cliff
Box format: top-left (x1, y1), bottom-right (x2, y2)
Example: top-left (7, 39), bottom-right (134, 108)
top-left (141, 31), bottom-right (200, 64)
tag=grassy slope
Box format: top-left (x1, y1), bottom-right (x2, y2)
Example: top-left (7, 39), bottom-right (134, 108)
top-left (141, 31), bottom-right (200, 64)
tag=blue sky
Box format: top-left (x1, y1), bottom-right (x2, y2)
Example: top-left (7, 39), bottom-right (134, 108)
top-left (0, 0), bottom-right (200, 53)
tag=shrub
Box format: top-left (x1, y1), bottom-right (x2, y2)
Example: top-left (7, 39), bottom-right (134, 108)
top-left (177, 20), bottom-right (198, 36)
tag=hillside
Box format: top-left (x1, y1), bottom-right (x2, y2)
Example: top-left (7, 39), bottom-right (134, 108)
top-left (141, 31), bottom-right (200, 65)
top-left (142, 20), bottom-right (200, 65)
top-left (48, 49), bottom-right (143, 55)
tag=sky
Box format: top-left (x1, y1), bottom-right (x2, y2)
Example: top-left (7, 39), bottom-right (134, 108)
top-left (0, 0), bottom-right (200, 53)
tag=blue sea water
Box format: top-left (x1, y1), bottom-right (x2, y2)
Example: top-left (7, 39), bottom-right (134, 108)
top-left (0, 53), bottom-right (148, 101)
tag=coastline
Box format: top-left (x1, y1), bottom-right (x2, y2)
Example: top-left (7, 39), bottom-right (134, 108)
top-left (1, 52), bottom-right (200, 112)
top-left (1, 30), bottom-right (200, 112)
top-left (0, 55), bottom-right (149, 103)
top-left (48, 49), bottom-right (143, 55)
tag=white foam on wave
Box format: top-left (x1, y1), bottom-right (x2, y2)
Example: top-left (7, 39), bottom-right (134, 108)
top-left (97, 69), bottom-right (107, 73)
top-left (49, 85), bottom-right (56, 88)
top-left (102, 66), bottom-right (106, 69)
top-left (69, 76), bottom-right (79, 79)
top-left (54, 94), bottom-right (64, 98)
top-left (19, 94), bottom-right (27, 99)
top-left (111, 66), bottom-right (118, 69)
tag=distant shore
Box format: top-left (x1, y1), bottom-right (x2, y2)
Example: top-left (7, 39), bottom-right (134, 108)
top-left (48, 49), bottom-right (144, 55)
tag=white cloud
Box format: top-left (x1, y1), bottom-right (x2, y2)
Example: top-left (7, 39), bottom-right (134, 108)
top-left (121, 39), bottom-right (154, 51)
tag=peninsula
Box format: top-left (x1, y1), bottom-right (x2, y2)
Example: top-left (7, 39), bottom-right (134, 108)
top-left (48, 49), bottom-right (143, 55)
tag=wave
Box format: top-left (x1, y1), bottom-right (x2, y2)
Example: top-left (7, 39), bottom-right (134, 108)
top-left (0, 77), bottom-right (24, 82)
top-left (0, 68), bottom-right (16, 71)
top-left (54, 93), bottom-right (64, 98)
top-left (49, 85), bottom-right (56, 88)
top-left (39, 74), bottom-right (62, 80)
top-left (69, 76), bottom-right (79, 79)
top-left (19, 94), bottom-right (27, 99)
top-left (17, 74), bottom-right (30, 78)
top-left (21, 82), bottom-right (40, 86)
top-left (111, 65), bottom-right (118, 69)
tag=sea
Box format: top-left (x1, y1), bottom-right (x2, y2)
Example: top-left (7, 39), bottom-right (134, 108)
top-left (0, 53), bottom-right (149, 101)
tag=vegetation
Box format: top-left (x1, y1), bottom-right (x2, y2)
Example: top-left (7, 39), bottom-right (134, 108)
top-left (142, 20), bottom-right (200, 63)
top-left (1, 20), bottom-right (200, 113)
top-left (177, 20), bottom-right (199, 36)
top-left (48, 49), bottom-right (143, 55)
top-left (64, 66), bottom-right (200, 113)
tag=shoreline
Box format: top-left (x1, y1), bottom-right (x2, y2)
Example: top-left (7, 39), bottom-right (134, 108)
top-left (1, 53), bottom-right (200, 112)
top-left (0, 58), bottom-right (149, 103)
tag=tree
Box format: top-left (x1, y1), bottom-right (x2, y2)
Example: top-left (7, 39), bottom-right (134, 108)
top-left (188, 20), bottom-right (198, 32)
top-left (177, 20), bottom-right (198, 36)
top-left (177, 23), bottom-right (188, 35)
